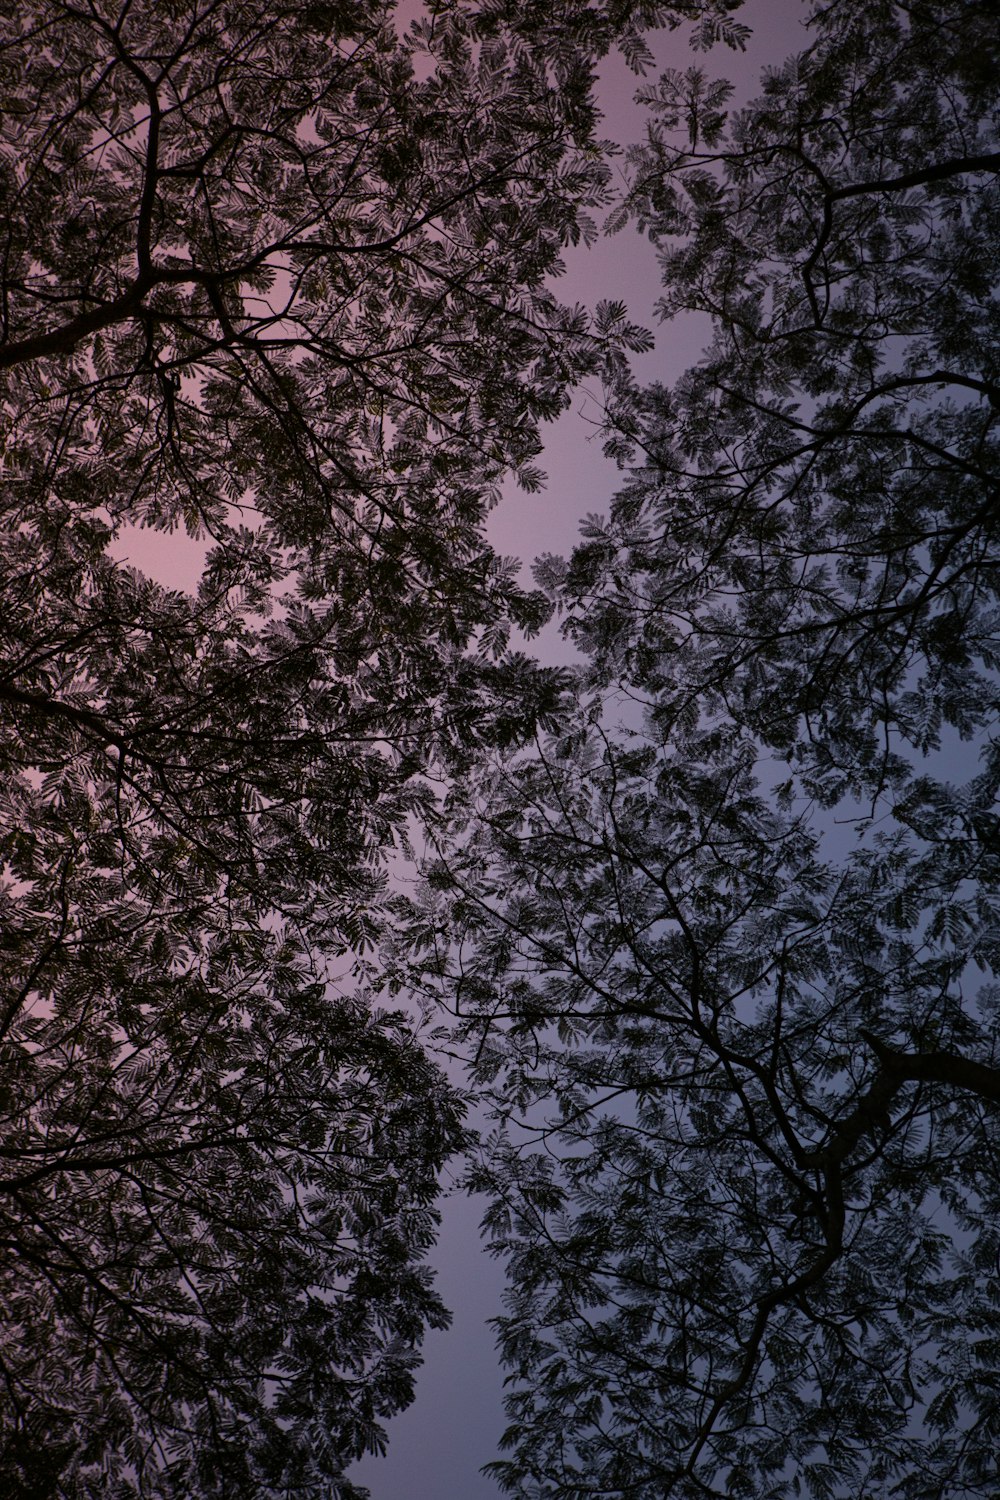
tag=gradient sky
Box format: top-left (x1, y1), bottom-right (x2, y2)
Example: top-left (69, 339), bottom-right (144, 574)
top-left (100, 3), bottom-right (804, 1492)
top-left (89, 2), bottom-right (991, 1490)
top-left (351, 3), bottom-right (809, 1494)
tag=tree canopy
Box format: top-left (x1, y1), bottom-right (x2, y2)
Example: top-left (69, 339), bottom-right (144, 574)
top-left (403, 0), bottom-right (1000, 1495)
top-left (0, 0), bottom-right (748, 1491)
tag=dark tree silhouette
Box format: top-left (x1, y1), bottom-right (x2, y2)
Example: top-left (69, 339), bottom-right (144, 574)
top-left (0, 0), bottom-right (745, 1492)
top-left (402, 1), bottom-right (1000, 1495)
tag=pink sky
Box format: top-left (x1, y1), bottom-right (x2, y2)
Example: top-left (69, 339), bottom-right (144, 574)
top-left (99, 3), bottom-right (807, 1492)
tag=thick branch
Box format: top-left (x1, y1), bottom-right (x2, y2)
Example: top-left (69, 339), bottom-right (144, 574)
top-left (0, 277), bottom-right (154, 369)
top-left (801, 150), bottom-right (1000, 327)
top-left (861, 1028), bottom-right (1000, 1103)
top-left (802, 1030), bottom-right (1000, 1170)
top-left (828, 151), bottom-right (1000, 203)
top-left (0, 140), bottom-right (549, 373)
top-left (0, 679), bottom-right (124, 747)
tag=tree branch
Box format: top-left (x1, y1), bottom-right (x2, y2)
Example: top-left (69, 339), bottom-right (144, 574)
top-left (828, 151), bottom-right (1000, 203)
top-left (800, 1030), bottom-right (1000, 1172)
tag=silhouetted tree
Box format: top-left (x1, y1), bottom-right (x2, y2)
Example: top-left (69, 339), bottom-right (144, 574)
top-left (402, 1), bottom-right (1000, 1494)
top-left (0, 0), bottom-right (743, 1491)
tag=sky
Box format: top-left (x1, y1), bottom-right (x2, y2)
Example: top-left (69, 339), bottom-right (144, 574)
top-left (351, 3), bottom-right (809, 1495)
top-left (97, 3), bottom-right (806, 1492)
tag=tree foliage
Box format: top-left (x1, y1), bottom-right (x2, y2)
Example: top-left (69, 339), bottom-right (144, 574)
top-left (0, 0), bottom-right (742, 1491)
top-left (404, 1), bottom-right (1000, 1495)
